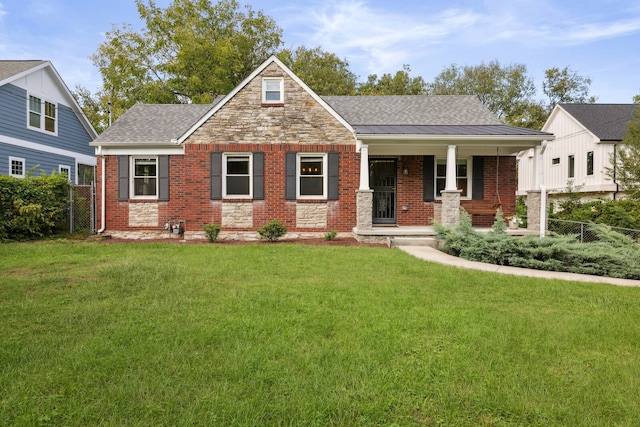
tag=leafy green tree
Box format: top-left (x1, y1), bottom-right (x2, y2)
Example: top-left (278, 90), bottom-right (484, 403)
top-left (278, 46), bottom-right (357, 95)
top-left (90, 0), bottom-right (283, 123)
top-left (542, 66), bottom-right (597, 108)
top-left (427, 61), bottom-right (541, 128)
top-left (612, 105), bottom-right (640, 198)
top-left (357, 65), bottom-right (427, 95)
top-left (633, 92), bottom-right (640, 103)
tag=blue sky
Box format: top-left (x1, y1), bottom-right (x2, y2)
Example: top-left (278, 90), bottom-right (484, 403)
top-left (1, 0), bottom-right (639, 103)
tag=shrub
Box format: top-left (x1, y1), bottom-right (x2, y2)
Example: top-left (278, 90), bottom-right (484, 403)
top-left (0, 173), bottom-right (70, 241)
top-left (324, 230), bottom-right (338, 241)
top-left (436, 210), bottom-right (640, 279)
top-left (202, 223), bottom-right (221, 243)
top-left (257, 219), bottom-right (287, 242)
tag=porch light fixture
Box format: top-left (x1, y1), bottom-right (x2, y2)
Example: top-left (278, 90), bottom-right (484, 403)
top-left (402, 165), bottom-right (409, 175)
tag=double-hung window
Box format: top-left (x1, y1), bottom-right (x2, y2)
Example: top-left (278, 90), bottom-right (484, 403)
top-left (262, 78), bottom-right (283, 104)
top-left (9, 157), bottom-right (25, 178)
top-left (298, 154), bottom-right (326, 198)
top-left (435, 158), bottom-right (468, 197)
top-left (132, 157), bottom-right (157, 198)
top-left (586, 151), bottom-right (594, 176)
top-left (28, 95), bottom-right (56, 133)
top-left (59, 165), bottom-right (71, 180)
top-left (223, 154), bottom-right (252, 198)
top-left (568, 155), bottom-right (575, 178)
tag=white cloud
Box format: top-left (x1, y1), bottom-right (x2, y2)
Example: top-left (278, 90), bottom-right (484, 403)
top-left (299, 1), bottom-right (483, 75)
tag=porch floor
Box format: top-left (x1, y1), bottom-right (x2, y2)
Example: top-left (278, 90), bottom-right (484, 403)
top-left (352, 225), bottom-right (539, 246)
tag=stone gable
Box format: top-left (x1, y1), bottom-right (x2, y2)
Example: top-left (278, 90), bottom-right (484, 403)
top-left (186, 62), bottom-right (355, 145)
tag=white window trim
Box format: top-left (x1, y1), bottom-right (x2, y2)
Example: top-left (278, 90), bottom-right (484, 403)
top-left (297, 153), bottom-right (327, 199)
top-left (27, 93), bottom-right (58, 135)
top-left (130, 156), bottom-right (158, 200)
top-left (222, 153), bottom-right (253, 199)
top-left (262, 77), bottom-right (284, 104)
top-left (9, 156), bottom-right (25, 178)
top-left (435, 157), bottom-right (472, 199)
top-left (59, 165), bottom-right (71, 181)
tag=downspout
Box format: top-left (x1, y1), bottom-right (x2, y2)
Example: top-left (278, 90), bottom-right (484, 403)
top-left (97, 148), bottom-right (106, 234)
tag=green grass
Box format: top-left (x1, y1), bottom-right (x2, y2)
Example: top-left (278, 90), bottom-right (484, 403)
top-left (1, 241), bottom-right (640, 426)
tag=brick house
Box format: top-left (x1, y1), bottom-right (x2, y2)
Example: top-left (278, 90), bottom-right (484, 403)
top-left (91, 56), bottom-right (552, 241)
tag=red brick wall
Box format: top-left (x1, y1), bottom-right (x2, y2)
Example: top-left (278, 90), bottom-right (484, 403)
top-left (96, 143), bottom-right (359, 234)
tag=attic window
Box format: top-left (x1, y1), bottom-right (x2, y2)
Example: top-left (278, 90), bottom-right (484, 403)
top-left (262, 78), bottom-right (283, 104)
top-left (28, 95), bottom-right (57, 134)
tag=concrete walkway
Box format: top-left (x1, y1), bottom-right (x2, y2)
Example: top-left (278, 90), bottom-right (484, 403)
top-left (398, 246), bottom-right (640, 287)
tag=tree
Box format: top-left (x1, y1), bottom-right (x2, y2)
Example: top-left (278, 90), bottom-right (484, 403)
top-left (357, 65), bottom-right (427, 95)
top-left (90, 0), bottom-right (283, 123)
top-left (542, 66), bottom-right (597, 108)
top-left (633, 92), bottom-right (640, 104)
top-left (427, 61), bottom-right (541, 128)
top-left (278, 46), bottom-right (357, 95)
top-left (612, 105), bottom-right (640, 198)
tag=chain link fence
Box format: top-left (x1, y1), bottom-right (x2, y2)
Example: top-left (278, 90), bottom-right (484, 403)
top-left (548, 218), bottom-right (640, 244)
top-left (65, 184), bottom-right (96, 234)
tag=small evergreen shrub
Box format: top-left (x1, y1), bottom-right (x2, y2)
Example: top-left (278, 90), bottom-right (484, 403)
top-left (324, 230), bottom-right (338, 241)
top-left (257, 219), bottom-right (287, 242)
top-left (202, 223), bottom-right (221, 243)
top-left (436, 210), bottom-right (640, 279)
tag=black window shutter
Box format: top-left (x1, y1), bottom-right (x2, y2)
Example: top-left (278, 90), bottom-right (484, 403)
top-left (158, 155), bottom-right (169, 201)
top-left (285, 152), bottom-right (297, 200)
top-left (253, 152), bottom-right (264, 200)
top-left (472, 156), bottom-right (484, 200)
top-left (118, 155), bottom-right (129, 201)
top-left (328, 152), bottom-right (339, 200)
top-left (210, 152), bottom-right (222, 200)
top-left (423, 155), bottom-right (435, 201)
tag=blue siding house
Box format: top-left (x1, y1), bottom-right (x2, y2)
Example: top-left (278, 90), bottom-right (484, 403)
top-left (0, 60), bottom-right (97, 184)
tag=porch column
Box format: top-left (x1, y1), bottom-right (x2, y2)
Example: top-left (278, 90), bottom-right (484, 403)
top-left (359, 144), bottom-right (370, 190)
top-left (445, 145), bottom-right (457, 190)
top-left (527, 145), bottom-right (547, 236)
top-left (441, 145), bottom-right (461, 226)
top-left (355, 143), bottom-right (373, 231)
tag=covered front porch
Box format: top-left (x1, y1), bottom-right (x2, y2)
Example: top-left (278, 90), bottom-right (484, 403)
top-left (352, 129), bottom-right (553, 243)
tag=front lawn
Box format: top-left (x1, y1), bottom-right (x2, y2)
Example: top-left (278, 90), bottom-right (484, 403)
top-left (1, 241), bottom-right (639, 426)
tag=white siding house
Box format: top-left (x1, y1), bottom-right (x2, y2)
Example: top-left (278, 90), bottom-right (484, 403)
top-left (518, 104), bottom-right (638, 203)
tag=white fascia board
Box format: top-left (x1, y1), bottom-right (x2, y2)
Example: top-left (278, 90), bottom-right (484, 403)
top-left (177, 55), bottom-right (355, 144)
top-left (1, 134), bottom-right (96, 165)
top-left (547, 105), bottom-right (598, 141)
top-left (358, 134), bottom-right (553, 144)
top-left (44, 62), bottom-right (99, 140)
top-left (97, 145), bottom-right (185, 156)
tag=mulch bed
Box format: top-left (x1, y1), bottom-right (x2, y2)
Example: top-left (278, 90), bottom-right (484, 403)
top-left (93, 235), bottom-right (386, 247)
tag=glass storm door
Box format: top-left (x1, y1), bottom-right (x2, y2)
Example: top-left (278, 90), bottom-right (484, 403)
top-left (370, 159), bottom-right (397, 224)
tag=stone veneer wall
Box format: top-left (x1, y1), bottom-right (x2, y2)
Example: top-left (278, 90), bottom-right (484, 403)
top-left (222, 202), bottom-right (253, 228)
top-left (128, 203), bottom-right (159, 227)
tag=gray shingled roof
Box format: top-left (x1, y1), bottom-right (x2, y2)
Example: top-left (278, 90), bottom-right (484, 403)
top-left (0, 60), bottom-right (46, 82)
top-left (322, 95), bottom-right (503, 126)
top-left (560, 103), bottom-right (638, 141)
top-left (92, 103), bottom-right (215, 145)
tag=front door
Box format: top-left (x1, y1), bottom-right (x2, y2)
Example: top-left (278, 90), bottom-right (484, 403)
top-left (370, 159), bottom-right (397, 224)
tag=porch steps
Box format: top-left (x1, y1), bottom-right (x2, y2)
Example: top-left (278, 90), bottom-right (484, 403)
top-left (388, 236), bottom-right (439, 248)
